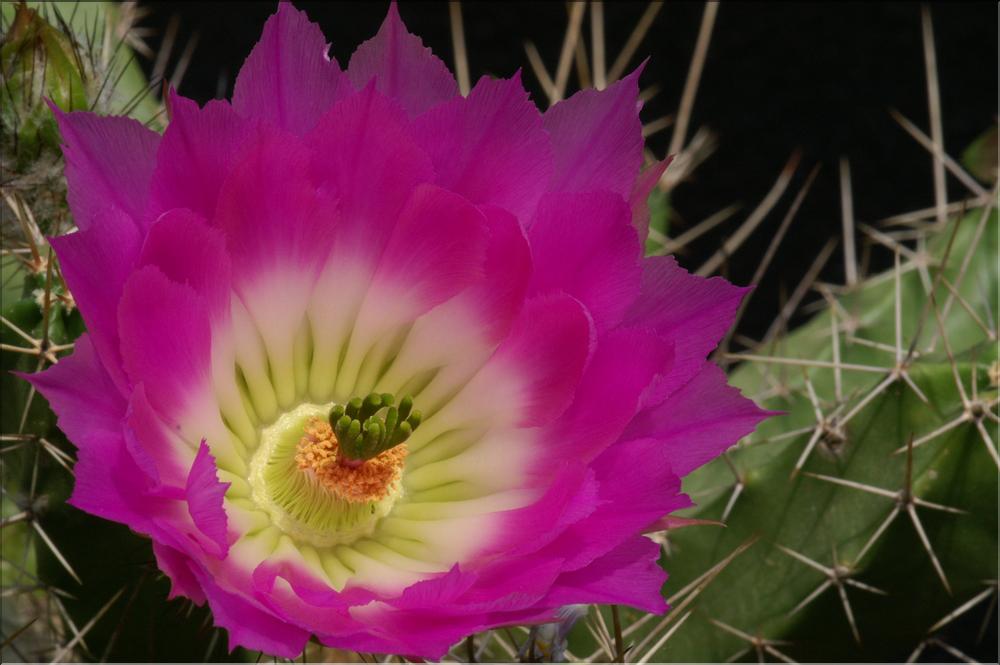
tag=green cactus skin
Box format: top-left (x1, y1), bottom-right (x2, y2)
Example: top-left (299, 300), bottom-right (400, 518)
top-left (596, 208), bottom-right (997, 662)
top-left (1, 1), bottom-right (161, 185)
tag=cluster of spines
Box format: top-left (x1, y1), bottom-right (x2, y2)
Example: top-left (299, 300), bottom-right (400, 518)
top-left (329, 392), bottom-right (422, 463)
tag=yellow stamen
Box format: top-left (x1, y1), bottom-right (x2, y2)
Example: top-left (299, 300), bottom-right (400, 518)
top-left (295, 417), bottom-right (407, 504)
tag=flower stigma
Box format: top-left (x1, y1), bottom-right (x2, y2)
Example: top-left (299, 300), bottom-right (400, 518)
top-left (328, 392), bottom-right (422, 465)
top-left (246, 394), bottom-right (420, 547)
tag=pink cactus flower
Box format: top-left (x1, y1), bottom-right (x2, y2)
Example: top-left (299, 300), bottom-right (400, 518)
top-left (27, 2), bottom-right (768, 658)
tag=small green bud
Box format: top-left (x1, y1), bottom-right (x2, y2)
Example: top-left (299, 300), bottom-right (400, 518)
top-left (390, 421), bottom-right (413, 448)
top-left (346, 397), bottom-right (364, 419)
top-left (363, 421), bottom-right (382, 453)
top-left (334, 414), bottom-right (353, 440)
top-left (397, 395), bottom-right (413, 421)
top-left (383, 407), bottom-right (399, 440)
top-left (346, 419), bottom-right (361, 444)
top-left (331, 392), bottom-right (421, 461)
top-left (360, 393), bottom-right (383, 421)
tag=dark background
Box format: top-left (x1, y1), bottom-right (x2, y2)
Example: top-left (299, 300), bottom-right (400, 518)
top-left (132, 1), bottom-right (997, 341)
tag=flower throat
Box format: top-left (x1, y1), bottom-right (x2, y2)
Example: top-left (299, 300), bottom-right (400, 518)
top-left (247, 393), bottom-right (421, 547)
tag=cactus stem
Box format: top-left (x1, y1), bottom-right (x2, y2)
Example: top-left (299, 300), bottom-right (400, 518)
top-left (890, 109), bottom-right (988, 199)
top-left (906, 504), bottom-right (953, 595)
top-left (931, 201), bottom-right (997, 347)
top-left (911, 637), bottom-right (977, 663)
top-left (707, 618), bottom-right (795, 664)
top-left (801, 439), bottom-right (962, 593)
top-left (839, 158), bottom-right (859, 288)
top-left (919, 5), bottom-right (947, 228)
top-left (761, 236), bottom-right (836, 344)
top-left (616, 537), bottom-right (759, 664)
top-left (838, 373), bottom-right (896, 427)
top-left (927, 582), bottom-right (998, 634)
top-left (719, 452), bottom-right (745, 521)
top-left (633, 611), bottom-right (691, 665)
top-left (30, 520), bottom-right (81, 585)
top-left (827, 289), bottom-right (845, 401)
top-left (973, 420), bottom-right (1000, 466)
top-left (697, 151), bottom-right (801, 279)
top-left (898, 285), bottom-right (1000, 468)
top-left (723, 353), bottom-right (892, 375)
top-left (776, 544), bottom-right (886, 644)
top-left (791, 375), bottom-right (850, 477)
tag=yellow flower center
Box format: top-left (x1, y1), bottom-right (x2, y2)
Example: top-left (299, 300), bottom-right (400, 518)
top-left (295, 417), bottom-right (407, 504)
top-left (246, 403), bottom-right (405, 547)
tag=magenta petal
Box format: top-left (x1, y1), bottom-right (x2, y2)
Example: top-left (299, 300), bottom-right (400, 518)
top-left (547, 327), bottom-right (673, 463)
top-left (544, 535), bottom-right (668, 613)
top-left (494, 464), bottom-right (598, 559)
top-left (214, 126), bottom-right (337, 282)
top-left (307, 85), bottom-right (433, 264)
top-left (316, 619), bottom-right (465, 661)
top-left (453, 557), bottom-right (564, 613)
top-left (139, 208), bottom-right (232, 321)
top-left (347, 3), bottom-right (458, 116)
top-left (49, 207), bottom-right (142, 394)
top-left (464, 205), bottom-right (532, 344)
top-left (543, 437), bottom-right (690, 569)
top-left (118, 266), bottom-right (212, 423)
top-left (624, 255), bottom-right (749, 404)
top-left (318, 605), bottom-right (559, 660)
top-left (373, 183), bottom-right (489, 315)
top-left (528, 191), bottom-right (642, 331)
top-left (625, 363), bottom-right (769, 476)
top-left (192, 566), bottom-right (310, 659)
top-left (411, 74), bottom-right (553, 223)
top-left (490, 293), bottom-right (594, 427)
top-left (70, 437), bottom-right (169, 537)
top-left (25, 339), bottom-right (175, 535)
top-left (232, 2), bottom-right (348, 134)
top-left (153, 542), bottom-right (207, 604)
top-left (26, 6), bottom-right (773, 654)
top-left (124, 384), bottom-right (188, 493)
top-left (186, 440), bottom-right (231, 558)
top-left (23, 334), bottom-right (124, 447)
top-left (148, 93), bottom-right (250, 219)
top-left (629, 158), bottom-right (670, 237)
top-left (251, 561), bottom-right (367, 613)
top-left (51, 106), bottom-right (159, 229)
top-left (542, 68), bottom-right (644, 196)
top-left (307, 563), bottom-right (561, 660)
top-left (392, 566), bottom-right (476, 609)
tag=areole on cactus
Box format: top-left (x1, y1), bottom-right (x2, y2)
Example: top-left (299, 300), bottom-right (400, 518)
top-left (614, 206), bottom-right (999, 662)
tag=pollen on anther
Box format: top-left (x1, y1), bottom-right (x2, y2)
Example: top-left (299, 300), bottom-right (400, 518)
top-left (295, 417), bottom-right (407, 504)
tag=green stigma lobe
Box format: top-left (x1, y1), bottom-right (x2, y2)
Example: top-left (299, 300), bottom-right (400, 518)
top-left (332, 391), bottom-right (422, 462)
top-left (248, 403), bottom-right (402, 547)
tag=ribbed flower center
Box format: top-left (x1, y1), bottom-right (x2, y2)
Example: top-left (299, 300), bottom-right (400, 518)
top-left (209, 280), bottom-right (537, 588)
top-left (247, 403), bottom-right (406, 547)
